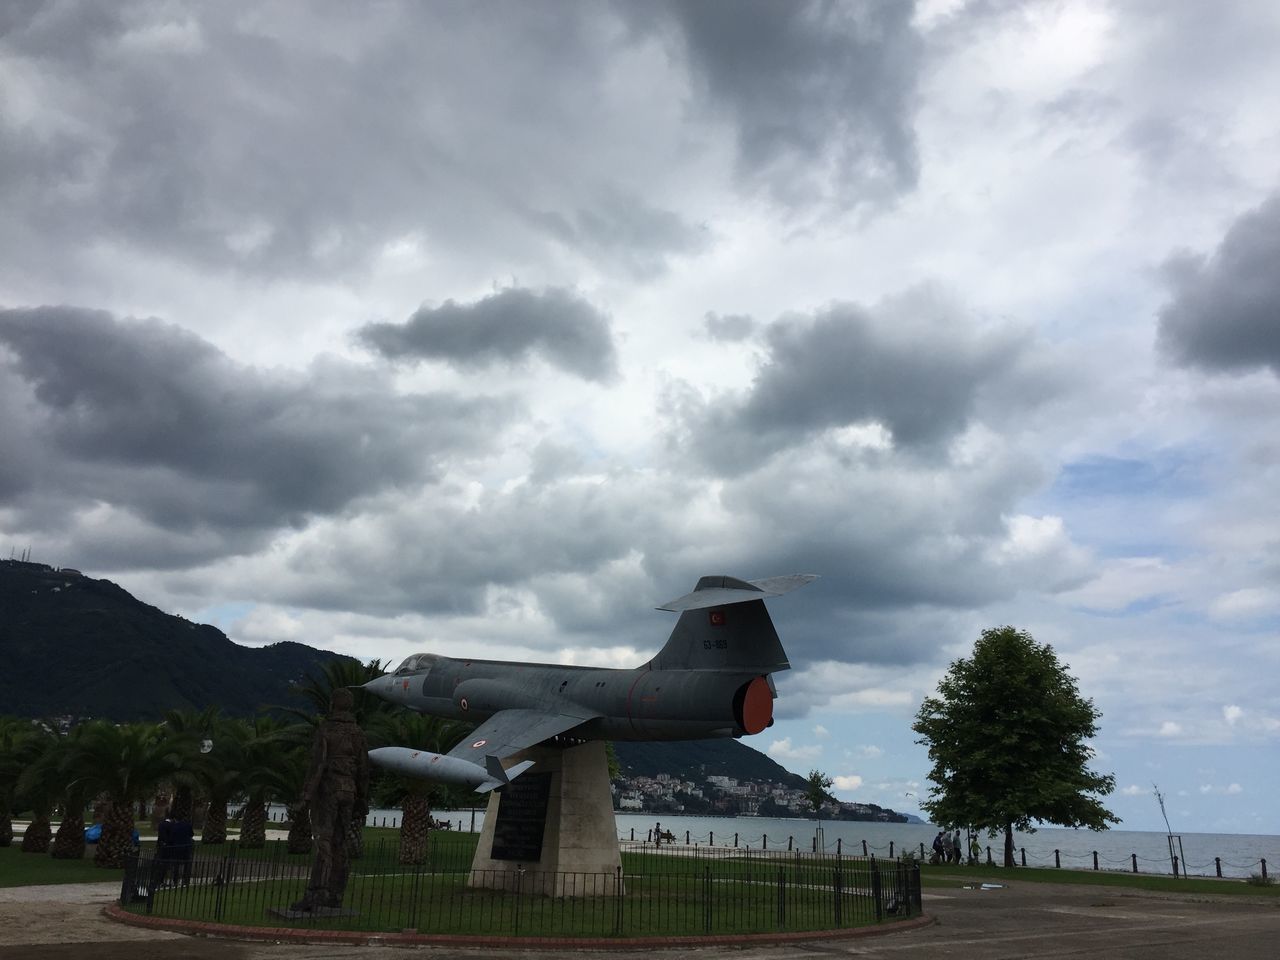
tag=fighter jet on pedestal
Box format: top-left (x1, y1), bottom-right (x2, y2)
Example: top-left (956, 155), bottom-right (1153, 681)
top-left (362, 574), bottom-right (816, 792)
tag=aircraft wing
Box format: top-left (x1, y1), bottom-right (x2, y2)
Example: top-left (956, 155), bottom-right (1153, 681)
top-left (444, 708), bottom-right (594, 764)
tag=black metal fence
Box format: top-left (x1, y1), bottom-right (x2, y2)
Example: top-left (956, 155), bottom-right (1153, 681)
top-left (119, 840), bottom-right (922, 938)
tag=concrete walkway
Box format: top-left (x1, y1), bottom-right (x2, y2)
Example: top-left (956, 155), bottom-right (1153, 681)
top-left (1, 876), bottom-right (1277, 959)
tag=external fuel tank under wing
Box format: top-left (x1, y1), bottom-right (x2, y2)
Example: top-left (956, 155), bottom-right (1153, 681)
top-left (361, 573), bottom-right (816, 792)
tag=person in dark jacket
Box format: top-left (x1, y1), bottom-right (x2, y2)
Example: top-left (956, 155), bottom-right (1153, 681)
top-left (169, 814), bottom-right (195, 886)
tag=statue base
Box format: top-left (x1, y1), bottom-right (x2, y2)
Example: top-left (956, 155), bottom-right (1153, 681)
top-left (469, 740), bottom-right (622, 896)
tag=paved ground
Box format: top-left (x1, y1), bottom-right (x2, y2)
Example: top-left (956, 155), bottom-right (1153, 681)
top-left (1, 878), bottom-right (1277, 959)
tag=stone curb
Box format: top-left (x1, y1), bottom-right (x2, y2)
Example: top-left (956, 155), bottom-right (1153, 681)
top-left (103, 903), bottom-right (934, 949)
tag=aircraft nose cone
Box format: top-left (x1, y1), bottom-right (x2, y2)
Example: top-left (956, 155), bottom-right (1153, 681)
top-left (360, 675), bottom-right (395, 699)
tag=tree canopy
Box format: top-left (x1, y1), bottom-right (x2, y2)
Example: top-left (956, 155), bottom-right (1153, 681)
top-left (804, 769), bottom-right (835, 819)
top-left (912, 626), bottom-right (1119, 866)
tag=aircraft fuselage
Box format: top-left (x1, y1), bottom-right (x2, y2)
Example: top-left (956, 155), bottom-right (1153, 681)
top-left (364, 653), bottom-right (776, 741)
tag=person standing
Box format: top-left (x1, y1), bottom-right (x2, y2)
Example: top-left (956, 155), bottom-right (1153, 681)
top-left (170, 812), bottom-right (195, 886)
top-left (150, 812), bottom-right (175, 890)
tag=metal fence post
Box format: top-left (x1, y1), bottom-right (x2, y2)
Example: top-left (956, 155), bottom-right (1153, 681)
top-left (1262, 859), bottom-right (1268, 881)
top-left (1093, 851), bottom-right (1099, 871)
top-left (1132, 853), bottom-right (1138, 873)
top-left (614, 866), bottom-right (623, 935)
top-left (889, 840), bottom-right (894, 859)
top-left (1173, 856), bottom-right (1180, 879)
top-left (776, 867), bottom-right (786, 929)
top-left (862, 839), bottom-right (868, 857)
top-left (213, 854), bottom-right (229, 921)
top-left (703, 865), bottom-right (712, 933)
top-left (833, 857), bottom-right (843, 927)
top-left (1055, 849), bottom-right (1061, 869)
top-left (870, 856), bottom-right (883, 922)
top-left (514, 866), bottom-right (523, 936)
top-left (1021, 847), bottom-right (1026, 867)
top-left (1215, 857), bottom-right (1222, 878)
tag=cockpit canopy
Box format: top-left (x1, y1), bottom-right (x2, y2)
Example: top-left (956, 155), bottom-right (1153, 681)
top-left (394, 652), bottom-right (439, 675)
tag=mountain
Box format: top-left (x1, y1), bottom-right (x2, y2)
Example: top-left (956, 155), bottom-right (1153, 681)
top-left (0, 558), bottom-right (350, 720)
top-left (612, 737), bottom-right (806, 788)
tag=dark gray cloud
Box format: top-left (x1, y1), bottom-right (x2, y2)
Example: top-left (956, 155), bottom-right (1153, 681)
top-left (702, 312), bottom-right (757, 342)
top-left (0, 306), bottom-right (514, 567)
top-left (357, 287), bottom-right (619, 382)
top-left (526, 189), bottom-right (711, 279)
top-left (631, 0), bottom-right (922, 211)
top-left (0, 3), bottom-right (706, 286)
top-left (1157, 194), bottom-right (1280, 376)
top-left (671, 294), bottom-right (1035, 470)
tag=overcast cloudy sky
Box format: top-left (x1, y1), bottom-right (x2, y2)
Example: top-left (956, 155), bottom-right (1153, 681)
top-left (3, 1), bottom-right (1278, 835)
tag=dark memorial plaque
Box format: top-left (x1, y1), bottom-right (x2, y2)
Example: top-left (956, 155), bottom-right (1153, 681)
top-left (490, 771), bottom-right (552, 861)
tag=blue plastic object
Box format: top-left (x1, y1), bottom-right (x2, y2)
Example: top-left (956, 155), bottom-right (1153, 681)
top-left (83, 823), bottom-right (139, 844)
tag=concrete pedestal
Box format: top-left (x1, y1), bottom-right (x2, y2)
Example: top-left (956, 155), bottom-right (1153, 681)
top-left (469, 740), bottom-right (622, 896)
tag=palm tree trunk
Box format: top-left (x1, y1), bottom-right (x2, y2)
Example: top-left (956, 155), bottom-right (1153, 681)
top-left (20, 814), bottom-right (52, 853)
top-left (202, 796), bottom-right (228, 845)
top-left (1004, 822), bottom-right (1015, 868)
top-left (94, 801), bottom-right (135, 868)
top-left (398, 794), bottom-right (431, 865)
top-left (239, 797), bottom-right (267, 849)
top-left (286, 804), bottom-right (312, 855)
top-left (51, 797), bottom-right (86, 860)
top-left (170, 786), bottom-right (194, 822)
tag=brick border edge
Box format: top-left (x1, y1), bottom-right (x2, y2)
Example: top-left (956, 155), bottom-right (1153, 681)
top-left (103, 904), bottom-right (934, 949)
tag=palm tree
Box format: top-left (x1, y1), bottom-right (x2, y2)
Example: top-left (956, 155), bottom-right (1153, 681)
top-left (14, 724), bottom-right (59, 853)
top-left (49, 724), bottom-right (91, 860)
top-left (367, 710), bottom-right (471, 864)
top-left (198, 716), bottom-right (249, 846)
top-left (0, 717), bottom-right (36, 847)
top-left (287, 658), bottom-right (390, 726)
top-left (235, 716), bottom-right (294, 849)
top-left (68, 721), bottom-right (193, 868)
top-left (160, 706), bottom-right (220, 823)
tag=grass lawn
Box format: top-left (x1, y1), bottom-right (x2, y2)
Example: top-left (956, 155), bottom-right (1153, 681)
top-left (120, 832), bottom-right (914, 938)
top-left (131, 865), bottom-right (904, 938)
top-left (921, 862), bottom-right (1280, 898)
top-left (0, 843), bottom-right (124, 887)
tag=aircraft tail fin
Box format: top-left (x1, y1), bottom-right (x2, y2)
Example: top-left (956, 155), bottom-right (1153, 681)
top-left (648, 574), bottom-right (816, 672)
top-left (477, 756), bottom-right (535, 793)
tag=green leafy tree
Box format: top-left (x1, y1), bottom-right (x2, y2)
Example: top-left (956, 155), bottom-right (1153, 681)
top-left (804, 769), bottom-right (835, 819)
top-left (912, 626), bottom-right (1119, 867)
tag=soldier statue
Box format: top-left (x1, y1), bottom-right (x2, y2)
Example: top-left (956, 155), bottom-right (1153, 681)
top-left (290, 688), bottom-right (370, 911)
